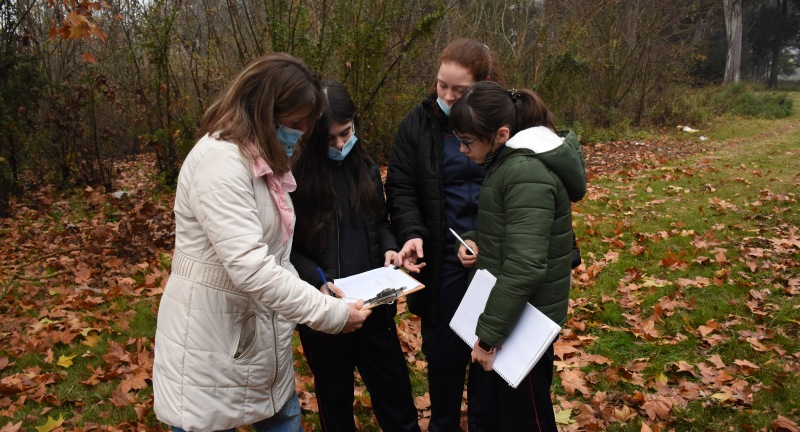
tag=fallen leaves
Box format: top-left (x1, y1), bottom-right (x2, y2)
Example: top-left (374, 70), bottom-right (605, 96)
top-left (1, 132), bottom-right (797, 431)
top-left (560, 132), bottom-right (800, 430)
top-left (0, 156), bottom-right (170, 430)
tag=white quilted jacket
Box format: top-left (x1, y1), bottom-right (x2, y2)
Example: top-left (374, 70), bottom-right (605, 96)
top-left (153, 134), bottom-right (349, 431)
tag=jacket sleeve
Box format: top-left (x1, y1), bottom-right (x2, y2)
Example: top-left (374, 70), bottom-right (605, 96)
top-left (385, 110), bottom-right (428, 245)
top-left (369, 163), bottom-right (399, 254)
top-left (475, 161), bottom-right (555, 348)
top-left (290, 243), bottom-right (326, 289)
top-left (190, 144), bottom-right (348, 334)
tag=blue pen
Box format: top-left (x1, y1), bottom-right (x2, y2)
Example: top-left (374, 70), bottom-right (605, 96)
top-left (316, 267), bottom-right (337, 298)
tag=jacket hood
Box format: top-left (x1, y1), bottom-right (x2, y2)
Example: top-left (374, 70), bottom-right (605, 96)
top-left (505, 127), bottom-right (587, 202)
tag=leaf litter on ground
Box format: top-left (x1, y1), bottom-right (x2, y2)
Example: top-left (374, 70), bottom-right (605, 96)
top-left (1, 125), bottom-right (799, 430)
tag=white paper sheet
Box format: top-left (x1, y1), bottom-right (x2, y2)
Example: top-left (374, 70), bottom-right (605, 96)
top-left (333, 266), bottom-right (423, 303)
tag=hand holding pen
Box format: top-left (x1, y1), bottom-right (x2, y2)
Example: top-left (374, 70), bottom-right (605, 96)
top-left (317, 266), bottom-right (371, 332)
top-left (450, 228), bottom-right (478, 268)
top-left (316, 267), bottom-right (344, 298)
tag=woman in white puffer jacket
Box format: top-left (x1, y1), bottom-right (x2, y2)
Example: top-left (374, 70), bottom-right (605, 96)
top-left (152, 53), bottom-right (371, 432)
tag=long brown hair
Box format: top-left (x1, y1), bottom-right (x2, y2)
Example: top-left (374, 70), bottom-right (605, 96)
top-left (199, 53), bottom-right (323, 176)
top-left (450, 81), bottom-right (556, 142)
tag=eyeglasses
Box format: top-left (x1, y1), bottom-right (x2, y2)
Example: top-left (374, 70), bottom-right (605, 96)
top-left (454, 133), bottom-right (477, 152)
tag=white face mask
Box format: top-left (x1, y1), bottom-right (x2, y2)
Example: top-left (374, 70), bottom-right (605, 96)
top-left (328, 132), bottom-right (357, 161)
top-left (436, 97), bottom-right (451, 116)
top-left (277, 124), bottom-right (304, 157)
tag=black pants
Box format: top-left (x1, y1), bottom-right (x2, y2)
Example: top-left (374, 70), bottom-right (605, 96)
top-left (421, 259), bottom-right (476, 432)
top-left (467, 343), bottom-right (557, 432)
top-left (298, 304), bottom-right (420, 432)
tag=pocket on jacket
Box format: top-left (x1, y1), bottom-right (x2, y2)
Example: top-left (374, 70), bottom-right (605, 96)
top-left (232, 311), bottom-right (258, 360)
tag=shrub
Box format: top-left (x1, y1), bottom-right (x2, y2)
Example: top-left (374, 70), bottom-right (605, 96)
top-left (652, 83), bottom-right (793, 129)
top-left (732, 92), bottom-right (793, 119)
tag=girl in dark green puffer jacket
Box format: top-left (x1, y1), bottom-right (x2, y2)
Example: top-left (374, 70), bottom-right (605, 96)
top-left (449, 80), bottom-right (586, 432)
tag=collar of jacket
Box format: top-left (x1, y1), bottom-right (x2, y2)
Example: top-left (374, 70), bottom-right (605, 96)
top-left (485, 145), bottom-right (512, 173)
top-left (422, 94), bottom-right (450, 126)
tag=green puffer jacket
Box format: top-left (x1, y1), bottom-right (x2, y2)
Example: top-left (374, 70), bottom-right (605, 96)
top-left (461, 127), bottom-right (586, 348)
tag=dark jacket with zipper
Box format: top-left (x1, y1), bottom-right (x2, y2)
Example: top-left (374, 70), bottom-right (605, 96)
top-left (291, 156), bottom-right (398, 295)
top-left (385, 95), bottom-right (484, 322)
top-left (289, 151), bottom-right (421, 432)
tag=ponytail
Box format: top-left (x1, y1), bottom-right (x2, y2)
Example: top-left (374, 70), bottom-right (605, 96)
top-left (510, 88), bottom-right (556, 132)
top-left (451, 82), bottom-right (556, 140)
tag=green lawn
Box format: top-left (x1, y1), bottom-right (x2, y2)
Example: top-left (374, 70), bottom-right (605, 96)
top-left (0, 93), bottom-right (798, 431)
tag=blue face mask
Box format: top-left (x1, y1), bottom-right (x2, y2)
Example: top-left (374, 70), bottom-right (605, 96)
top-left (328, 132), bottom-right (357, 161)
top-left (436, 97), bottom-right (451, 116)
top-left (277, 124), bottom-right (304, 158)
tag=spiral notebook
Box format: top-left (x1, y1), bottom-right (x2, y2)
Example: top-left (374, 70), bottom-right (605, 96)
top-left (449, 269), bottom-right (561, 388)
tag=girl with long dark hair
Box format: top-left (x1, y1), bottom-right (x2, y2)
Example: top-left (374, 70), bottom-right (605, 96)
top-left (291, 81), bottom-right (420, 432)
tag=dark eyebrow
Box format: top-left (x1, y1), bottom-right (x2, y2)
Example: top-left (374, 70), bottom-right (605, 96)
top-left (329, 125), bottom-right (351, 137)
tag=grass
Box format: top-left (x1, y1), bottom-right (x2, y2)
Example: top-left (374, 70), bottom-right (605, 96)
top-left (563, 94), bottom-right (800, 430)
top-left (1, 93), bottom-right (799, 431)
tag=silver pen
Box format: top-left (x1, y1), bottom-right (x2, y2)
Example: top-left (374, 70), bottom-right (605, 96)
top-left (449, 228), bottom-right (476, 256)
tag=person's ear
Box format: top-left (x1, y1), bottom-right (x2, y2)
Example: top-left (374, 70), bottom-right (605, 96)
top-left (496, 126), bottom-right (510, 144)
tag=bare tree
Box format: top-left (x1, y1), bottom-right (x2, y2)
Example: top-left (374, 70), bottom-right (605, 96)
top-left (724, 0), bottom-right (742, 83)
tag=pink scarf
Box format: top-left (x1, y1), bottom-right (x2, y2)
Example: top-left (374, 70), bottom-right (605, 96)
top-left (246, 144), bottom-right (296, 245)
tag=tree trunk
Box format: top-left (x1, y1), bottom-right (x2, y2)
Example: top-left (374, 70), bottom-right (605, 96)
top-left (724, 0), bottom-right (742, 83)
top-left (768, 0), bottom-right (788, 88)
top-left (0, 156), bottom-right (12, 217)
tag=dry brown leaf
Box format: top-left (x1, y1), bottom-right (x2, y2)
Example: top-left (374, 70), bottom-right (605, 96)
top-left (560, 369), bottom-right (590, 396)
top-left (642, 394), bottom-right (672, 420)
top-left (613, 404), bottom-right (636, 422)
top-left (0, 421), bottom-right (22, 432)
top-left (708, 354), bottom-right (726, 369)
top-left (771, 415), bottom-right (800, 432)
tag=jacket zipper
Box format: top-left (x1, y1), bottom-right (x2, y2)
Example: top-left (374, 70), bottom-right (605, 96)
top-left (271, 256), bottom-right (280, 387)
top-left (234, 311), bottom-right (257, 359)
top-left (336, 215), bottom-right (341, 278)
top-left (466, 153), bottom-right (478, 230)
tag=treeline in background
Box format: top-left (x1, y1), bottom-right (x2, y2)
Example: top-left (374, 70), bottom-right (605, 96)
top-left (1, 0), bottom-right (798, 201)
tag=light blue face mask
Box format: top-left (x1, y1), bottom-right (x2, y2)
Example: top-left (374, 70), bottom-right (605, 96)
top-left (436, 97), bottom-right (452, 116)
top-left (328, 132), bottom-right (357, 161)
top-left (277, 124), bottom-right (304, 157)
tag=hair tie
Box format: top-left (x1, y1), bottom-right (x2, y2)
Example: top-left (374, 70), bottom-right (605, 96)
top-left (509, 88), bottom-right (521, 105)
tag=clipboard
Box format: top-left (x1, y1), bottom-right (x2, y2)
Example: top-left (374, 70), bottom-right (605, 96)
top-left (332, 266), bottom-right (425, 310)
